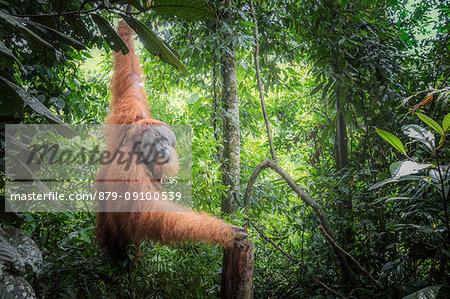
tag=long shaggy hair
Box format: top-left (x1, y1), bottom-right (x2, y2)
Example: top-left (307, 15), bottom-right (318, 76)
top-left (94, 20), bottom-right (244, 259)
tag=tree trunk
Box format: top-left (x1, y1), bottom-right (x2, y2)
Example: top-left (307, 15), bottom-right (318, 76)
top-left (219, 1), bottom-right (253, 298)
top-left (335, 92), bottom-right (355, 271)
top-left (220, 0), bottom-right (240, 215)
top-left (221, 241), bottom-right (254, 299)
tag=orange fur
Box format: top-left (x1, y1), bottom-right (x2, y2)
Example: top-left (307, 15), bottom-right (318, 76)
top-left (95, 20), bottom-right (237, 259)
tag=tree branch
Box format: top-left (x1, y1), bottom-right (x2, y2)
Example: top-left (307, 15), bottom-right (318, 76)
top-left (248, 219), bottom-right (298, 263)
top-left (248, 218), bottom-right (346, 298)
top-left (244, 159), bottom-right (358, 286)
top-left (318, 225), bottom-right (381, 287)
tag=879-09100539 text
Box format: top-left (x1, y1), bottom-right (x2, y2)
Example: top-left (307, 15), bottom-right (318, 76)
top-left (8, 191), bottom-right (182, 202)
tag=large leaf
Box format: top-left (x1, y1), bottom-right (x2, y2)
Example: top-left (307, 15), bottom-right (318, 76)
top-left (403, 124), bottom-right (435, 151)
top-left (0, 10), bottom-right (53, 49)
top-left (411, 94), bottom-right (435, 114)
top-left (0, 40), bottom-right (15, 64)
top-left (321, 80), bottom-right (333, 100)
top-left (25, 20), bottom-right (86, 50)
top-left (375, 128), bottom-right (405, 155)
top-left (368, 175), bottom-right (426, 190)
top-left (416, 113), bottom-right (444, 136)
top-left (0, 40), bottom-right (25, 73)
top-left (62, 15), bottom-right (91, 45)
top-left (429, 165), bottom-right (449, 184)
top-left (443, 112), bottom-right (450, 133)
top-left (389, 160), bottom-right (432, 178)
top-left (122, 15), bottom-right (188, 75)
top-left (402, 285), bottom-right (442, 299)
top-left (0, 76), bottom-right (74, 138)
top-left (91, 14), bottom-right (129, 54)
top-left (148, 0), bottom-right (214, 21)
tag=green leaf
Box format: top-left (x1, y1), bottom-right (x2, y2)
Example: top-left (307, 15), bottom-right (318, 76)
top-left (241, 20), bottom-right (256, 27)
top-left (429, 165), bottom-right (449, 183)
top-left (382, 261), bottom-right (396, 271)
top-left (29, 21), bottom-right (86, 50)
top-left (0, 76), bottom-right (74, 138)
top-left (0, 10), bottom-right (53, 49)
top-left (0, 40), bottom-right (14, 65)
top-left (310, 82), bottom-right (324, 96)
top-left (416, 113), bottom-right (444, 136)
top-left (322, 80), bottom-right (333, 100)
top-left (62, 212), bottom-right (75, 219)
top-left (0, 40), bottom-right (25, 73)
top-left (80, 230), bottom-right (91, 244)
top-left (91, 14), bottom-right (129, 54)
top-left (79, 0), bottom-right (97, 11)
top-left (390, 160), bottom-right (432, 178)
top-left (24, 213), bottom-right (35, 223)
top-left (402, 285), bottom-right (442, 299)
top-left (122, 15), bottom-right (188, 75)
top-left (149, 0), bottom-right (214, 21)
top-left (375, 128), bottom-right (405, 155)
top-left (443, 112), bottom-right (450, 133)
top-left (403, 124), bottom-right (435, 151)
top-left (62, 15), bottom-right (90, 44)
top-left (368, 175), bottom-right (426, 190)
top-left (187, 93), bottom-right (200, 104)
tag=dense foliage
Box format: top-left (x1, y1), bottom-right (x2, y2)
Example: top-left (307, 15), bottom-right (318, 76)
top-left (0, 0), bottom-right (448, 298)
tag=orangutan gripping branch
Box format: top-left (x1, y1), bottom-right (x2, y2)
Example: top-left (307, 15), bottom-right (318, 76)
top-left (94, 20), bottom-right (247, 259)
